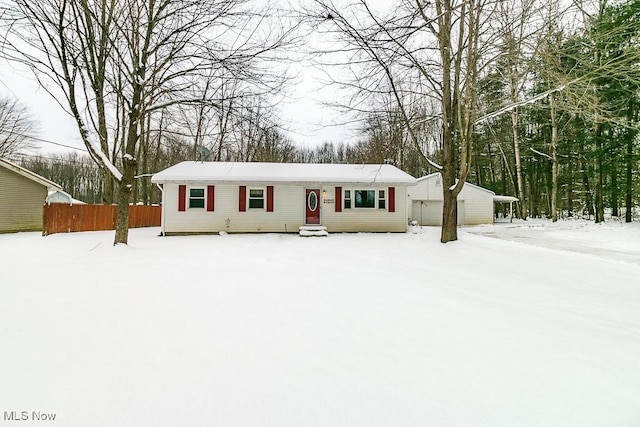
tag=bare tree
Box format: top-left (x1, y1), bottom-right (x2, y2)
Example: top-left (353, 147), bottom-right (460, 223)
top-left (2, 0), bottom-right (295, 244)
top-left (304, 0), bottom-right (493, 242)
top-left (0, 96), bottom-right (38, 157)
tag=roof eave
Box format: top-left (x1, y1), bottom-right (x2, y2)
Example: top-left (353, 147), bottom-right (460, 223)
top-left (0, 157), bottom-right (63, 190)
top-left (152, 177), bottom-right (417, 186)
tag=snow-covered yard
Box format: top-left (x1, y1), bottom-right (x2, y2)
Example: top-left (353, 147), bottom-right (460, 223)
top-left (1, 220), bottom-right (639, 426)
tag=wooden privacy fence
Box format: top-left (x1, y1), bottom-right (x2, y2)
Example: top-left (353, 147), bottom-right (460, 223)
top-left (43, 204), bottom-right (161, 236)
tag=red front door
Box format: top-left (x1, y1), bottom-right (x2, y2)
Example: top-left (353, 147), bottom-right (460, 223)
top-left (305, 189), bottom-right (321, 225)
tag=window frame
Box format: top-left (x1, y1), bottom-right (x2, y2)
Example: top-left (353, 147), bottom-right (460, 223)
top-left (378, 189), bottom-right (386, 209)
top-left (354, 189), bottom-right (376, 208)
top-left (188, 187), bottom-right (206, 209)
top-left (248, 187), bottom-right (265, 210)
top-left (344, 189), bottom-right (352, 209)
top-left (343, 188), bottom-right (388, 210)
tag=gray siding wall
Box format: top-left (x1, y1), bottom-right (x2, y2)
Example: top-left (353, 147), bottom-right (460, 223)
top-left (162, 183), bottom-right (409, 234)
top-left (0, 166), bottom-right (47, 232)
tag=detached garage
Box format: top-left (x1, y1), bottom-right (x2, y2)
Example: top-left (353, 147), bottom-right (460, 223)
top-left (408, 173), bottom-right (496, 226)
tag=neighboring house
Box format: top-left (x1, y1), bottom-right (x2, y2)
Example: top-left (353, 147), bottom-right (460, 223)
top-left (408, 173), bottom-right (517, 225)
top-left (0, 157), bottom-right (62, 233)
top-left (46, 190), bottom-right (86, 205)
top-left (151, 161), bottom-right (417, 234)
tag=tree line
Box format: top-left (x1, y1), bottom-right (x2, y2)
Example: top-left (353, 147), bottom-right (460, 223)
top-left (1, 0), bottom-right (639, 244)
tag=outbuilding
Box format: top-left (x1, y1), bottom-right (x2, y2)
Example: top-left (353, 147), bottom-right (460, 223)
top-left (0, 157), bottom-right (62, 233)
top-left (46, 190), bottom-right (86, 205)
top-left (409, 173), bottom-right (504, 226)
top-left (151, 161), bottom-right (417, 235)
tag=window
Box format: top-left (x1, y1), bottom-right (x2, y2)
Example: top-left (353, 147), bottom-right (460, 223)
top-left (378, 190), bottom-right (386, 209)
top-left (249, 188), bottom-right (264, 209)
top-left (342, 189), bottom-right (387, 210)
top-left (189, 188), bottom-right (205, 208)
top-left (355, 190), bottom-right (375, 208)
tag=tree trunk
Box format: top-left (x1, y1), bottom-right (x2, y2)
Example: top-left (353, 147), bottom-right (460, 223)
top-left (567, 148), bottom-right (574, 217)
top-left (102, 173), bottom-right (114, 204)
top-left (442, 185), bottom-right (458, 242)
top-left (113, 157), bottom-right (136, 245)
top-left (438, 0), bottom-right (457, 244)
top-left (582, 157), bottom-right (594, 218)
top-left (626, 132), bottom-right (633, 222)
top-left (114, 71), bottom-right (144, 244)
top-left (611, 165), bottom-right (618, 217)
top-left (512, 108), bottom-right (526, 219)
top-left (550, 93), bottom-right (558, 222)
top-left (594, 122), bottom-right (605, 223)
top-left (625, 100), bottom-right (634, 223)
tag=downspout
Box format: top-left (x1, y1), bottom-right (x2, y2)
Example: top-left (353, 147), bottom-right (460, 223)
top-left (156, 183), bottom-right (165, 236)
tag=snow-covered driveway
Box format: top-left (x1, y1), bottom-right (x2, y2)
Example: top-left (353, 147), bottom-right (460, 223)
top-left (466, 219), bottom-right (640, 265)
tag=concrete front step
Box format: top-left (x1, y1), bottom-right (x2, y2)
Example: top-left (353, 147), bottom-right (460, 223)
top-left (299, 225), bottom-right (328, 237)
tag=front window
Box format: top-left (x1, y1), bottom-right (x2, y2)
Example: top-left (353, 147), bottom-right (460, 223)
top-left (189, 188), bottom-right (205, 208)
top-left (344, 190), bottom-right (352, 209)
top-left (378, 190), bottom-right (386, 209)
top-left (249, 188), bottom-right (264, 209)
top-left (354, 190), bottom-right (375, 208)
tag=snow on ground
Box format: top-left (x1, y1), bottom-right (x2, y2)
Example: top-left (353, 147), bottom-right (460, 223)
top-left (468, 218), bottom-right (640, 265)
top-left (1, 221), bottom-right (639, 426)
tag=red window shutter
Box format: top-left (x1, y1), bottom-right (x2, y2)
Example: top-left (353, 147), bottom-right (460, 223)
top-left (239, 186), bottom-right (246, 212)
top-left (207, 185), bottom-right (215, 212)
top-left (178, 185), bottom-right (186, 212)
top-left (335, 186), bottom-right (342, 212)
top-left (266, 186), bottom-right (274, 212)
top-left (388, 187), bottom-right (396, 212)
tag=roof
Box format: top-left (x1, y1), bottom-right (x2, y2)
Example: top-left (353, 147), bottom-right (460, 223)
top-left (46, 190), bottom-right (86, 205)
top-left (152, 161), bottom-right (417, 185)
top-left (0, 157), bottom-right (62, 190)
top-left (416, 173), bottom-right (495, 195)
top-left (493, 195), bottom-right (519, 203)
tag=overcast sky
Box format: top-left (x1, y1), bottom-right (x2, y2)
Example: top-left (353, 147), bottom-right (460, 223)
top-left (0, 58), bottom-right (355, 156)
top-left (0, 14), bottom-right (361, 156)
top-left (0, 0), bottom-right (399, 158)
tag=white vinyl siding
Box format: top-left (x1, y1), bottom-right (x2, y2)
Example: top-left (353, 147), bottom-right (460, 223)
top-left (409, 173), bottom-right (495, 226)
top-left (162, 183), bottom-right (409, 234)
top-left (322, 186), bottom-right (408, 232)
top-left (462, 189), bottom-right (494, 225)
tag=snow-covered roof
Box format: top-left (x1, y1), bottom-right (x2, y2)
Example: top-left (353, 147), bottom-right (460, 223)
top-left (0, 157), bottom-right (62, 190)
top-left (416, 173), bottom-right (495, 195)
top-left (416, 172), bottom-right (440, 182)
top-left (152, 162), bottom-right (417, 185)
top-left (493, 195), bottom-right (519, 203)
top-left (46, 190), bottom-right (86, 205)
